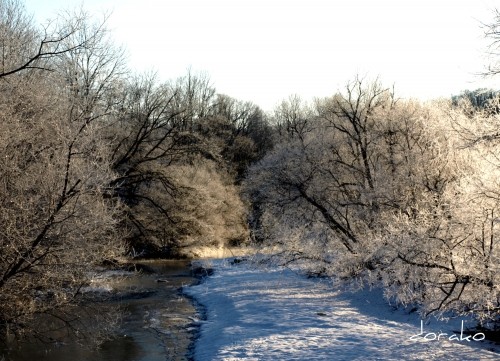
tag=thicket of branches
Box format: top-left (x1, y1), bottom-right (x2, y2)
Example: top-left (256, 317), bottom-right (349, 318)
top-left (0, 0), bottom-right (127, 344)
top-left (245, 78), bottom-right (500, 330)
top-left (0, 0), bottom-right (271, 345)
top-left (242, 9), bottom-right (500, 330)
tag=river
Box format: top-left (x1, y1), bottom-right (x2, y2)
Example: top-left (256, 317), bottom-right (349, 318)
top-left (0, 260), bottom-right (200, 361)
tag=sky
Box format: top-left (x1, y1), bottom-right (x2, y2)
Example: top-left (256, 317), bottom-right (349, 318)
top-left (24, 0), bottom-right (500, 111)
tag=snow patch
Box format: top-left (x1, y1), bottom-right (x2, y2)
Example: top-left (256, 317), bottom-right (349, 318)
top-left (184, 259), bottom-right (499, 360)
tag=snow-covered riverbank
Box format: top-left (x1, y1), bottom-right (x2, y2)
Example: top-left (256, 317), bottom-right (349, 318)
top-left (184, 258), bottom-right (499, 361)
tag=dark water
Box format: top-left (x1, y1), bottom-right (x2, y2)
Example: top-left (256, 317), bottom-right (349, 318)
top-left (0, 260), bottom-right (199, 361)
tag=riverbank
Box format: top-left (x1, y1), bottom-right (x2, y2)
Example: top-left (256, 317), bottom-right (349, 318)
top-left (1, 260), bottom-right (198, 361)
top-left (183, 258), bottom-right (499, 360)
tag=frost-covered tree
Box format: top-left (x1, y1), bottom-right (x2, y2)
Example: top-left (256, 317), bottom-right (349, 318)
top-left (378, 104), bottom-right (499, 328)
top-left (246, 78), bottom-right (394, 261)
top-left (0, 1), bottom-right (125, 343)
top-left (245, 79), bottom-right (500, 329)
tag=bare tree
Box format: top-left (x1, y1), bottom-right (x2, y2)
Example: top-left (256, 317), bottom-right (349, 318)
top-left (245, 78), bottom-right (499, 329)
top-left (483, 9), bottom-right (500, 77)
top-left (317, 76), bottom-right (394, 190)
top-left (103, 73), bottom-right (182, 255)
top-left (0, 0), bottom-right (102, 79)
top-left (273, 94), bottom-right (314, 141)
top-left (106, 71), bottom-right (263, 255)
top-left (245, 78), bottom-right (393, 258)
top-left (171, 69), bottom-right (216, 132)
top-left (57, 10), bottom-right (127, 123)
top-left (0, 71), bottom-right (124, 343)
top-left (0, 2), bottom-right (125, 343)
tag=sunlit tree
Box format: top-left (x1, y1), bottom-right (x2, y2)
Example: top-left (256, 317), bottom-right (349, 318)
top-left (0, 1), bottom-right (124, 343)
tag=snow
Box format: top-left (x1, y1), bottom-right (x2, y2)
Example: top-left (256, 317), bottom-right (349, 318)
top-left (183, 258), bottom-right (499, 361)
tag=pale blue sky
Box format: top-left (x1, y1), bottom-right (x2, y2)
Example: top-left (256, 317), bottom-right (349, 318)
top-left (25, 0), bottom-right (499, 111)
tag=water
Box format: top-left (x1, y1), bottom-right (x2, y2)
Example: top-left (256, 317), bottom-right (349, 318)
top-left (0, 260), bottom-right (199, 361)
